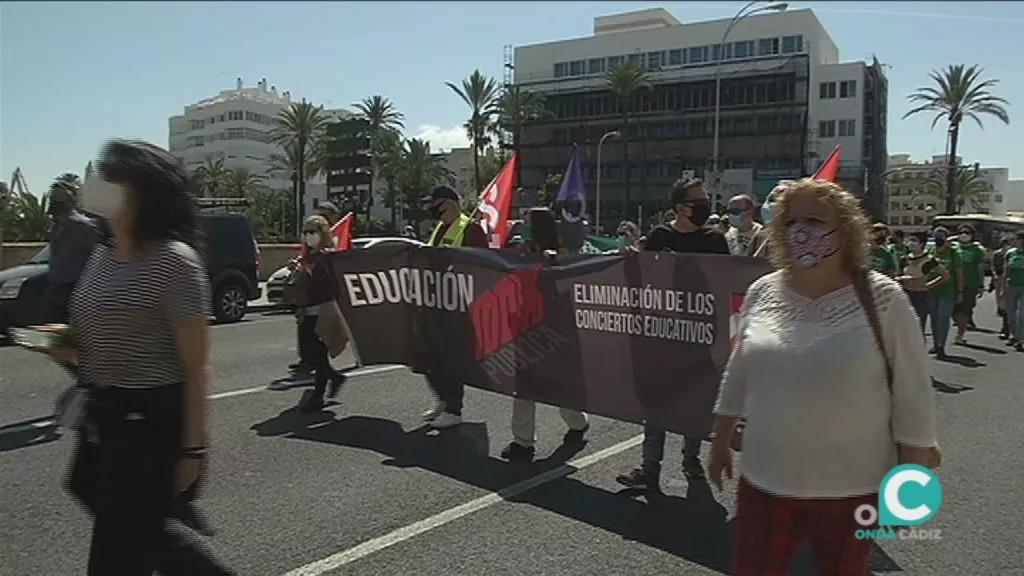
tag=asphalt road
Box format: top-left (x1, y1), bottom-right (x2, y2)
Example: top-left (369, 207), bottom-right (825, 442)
top-left (1, 295), bottom-right (1022, 576)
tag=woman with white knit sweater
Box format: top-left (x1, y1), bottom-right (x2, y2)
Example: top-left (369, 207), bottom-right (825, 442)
top-left (708, 178), bottom-right (940, 576)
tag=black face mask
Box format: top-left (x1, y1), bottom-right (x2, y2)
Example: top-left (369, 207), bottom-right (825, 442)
top-left (935, 236), bottom-right (946, 246)
top-left (430, 204), bottom-right (444, 219)
top-left (686, 201), bottom-right (712, 226)
top-left (48, 200), bottom-right (70, 218)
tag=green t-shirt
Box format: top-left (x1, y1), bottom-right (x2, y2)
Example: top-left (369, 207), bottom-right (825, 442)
top-left (929, 245), bottom-right (962, 299)
top-left (871, 245), bottom-right (898, 273)
top-left (956, 242), bottom-right (986, 289)
top-left (891, 243), bottom-right (909, 264)
top-left (1006, 248), bottom-right (1024, 287)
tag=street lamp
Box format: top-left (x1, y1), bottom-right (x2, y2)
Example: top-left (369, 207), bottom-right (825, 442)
top-left (596, 130), bottom-right (621, 234)
top-left (711, 1), bottom-right (788, 210)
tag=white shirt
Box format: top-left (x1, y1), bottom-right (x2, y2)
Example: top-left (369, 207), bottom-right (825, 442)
top-left (725, 222), bottom-right (762, 256)
top-left (714, 270), bottom-right (937, 497)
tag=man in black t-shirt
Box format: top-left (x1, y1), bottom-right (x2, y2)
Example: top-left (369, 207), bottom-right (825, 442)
top-left (616, 177), bottom-right (729, 491)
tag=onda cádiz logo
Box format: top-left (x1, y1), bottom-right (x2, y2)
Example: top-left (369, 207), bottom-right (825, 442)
top-left (854, 464), bottom-right (944, 541)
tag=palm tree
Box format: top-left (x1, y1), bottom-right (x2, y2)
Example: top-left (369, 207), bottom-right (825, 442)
top-left (923, 166), bottom-right (991, 213)
top-left (903, 64), bottom-right (1010, 215)
top-left (374, 128), bottom-right (406, 230)
top-left (399, 138), bottom-right (455, 231)
top-left (446, 70), bottom-right (501, 192)
top-left (604, 63), bottom-right (652, 214)
top-left (225, 167), bottom-right (260, 198)
top-left (355, 95), bottom-right (405, 228)
top-left (494, 86), bottom-right (551, 182)
top-left (271, 100), bottom-right (330, 231)
top-left (9, 191), bottom-right (51, 241)
top-left (193, 156), bottom-right (229, 197)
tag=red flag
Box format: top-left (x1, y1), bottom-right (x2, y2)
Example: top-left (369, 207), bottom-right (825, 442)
top-left (812, 145), bottom-right (841, 182)
top-left (475, 152), bottom-right (519, 248)
top-left (330, 212), bottom-right (354, 251)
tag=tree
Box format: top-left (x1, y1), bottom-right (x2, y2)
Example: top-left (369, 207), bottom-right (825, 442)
top-left (604, 63), bottom-right (652, 215)
top-left (904, 64), bottom-right (1010, 215)
top-left (446, 70), bottom-right (500, 192)
top-left (923, 166), bottom-right (990, 213)
top-left (494, 85), bottom-right (551, 161)
top-left (374, 128), bottom-right (406, 231)
top-left (355, 95), bottom-right (405, 231)
top-left (477, 147), bottom-right (504, 191)
top-left (3, 190), bottom-right (51, 241)
top-left (245, 187), bottom-right (294, 241)
top-left (224, 167), bottom-right (261, 198)
top-left (270, 100), bottom-right (330, 232)
top-left (399, 138), bottom-right (455, 232)
top-left (193, 156), bottom-right (229, 197)
top-left (538, 173), bottom-right (562, 208)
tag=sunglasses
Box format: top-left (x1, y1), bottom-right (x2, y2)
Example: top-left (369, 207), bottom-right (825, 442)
top-left (727, 208), bottom-right (746, 216)
top-left (303, 229), bottom-right (319, 234)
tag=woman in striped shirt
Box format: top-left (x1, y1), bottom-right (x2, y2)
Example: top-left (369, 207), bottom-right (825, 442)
top-left (47, 140), bottom-right (232, 575)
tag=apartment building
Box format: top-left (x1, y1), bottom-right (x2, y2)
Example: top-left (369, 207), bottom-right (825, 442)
top-left (511, 7), bottom-right (888, 230)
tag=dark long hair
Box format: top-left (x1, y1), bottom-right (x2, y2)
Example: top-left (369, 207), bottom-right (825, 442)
top-left (526, 207), bottom-right (560, 253)
top-left (97, 139), bottom-right (201, 250)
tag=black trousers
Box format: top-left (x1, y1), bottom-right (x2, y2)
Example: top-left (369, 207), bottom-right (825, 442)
top-left (68, 385), bottom-right (232, 575)
top-left (299, 315), bottom-right (335, 398)
top-left (425, 368), bottom-right (464, 416)
top-left (45, 281), bottom-right (75, 324)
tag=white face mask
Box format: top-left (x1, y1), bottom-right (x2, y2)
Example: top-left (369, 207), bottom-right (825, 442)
top-left (959, 233), bottom-right (972, 243)
top-left (907, 241), bottom-right (922, 253)
top-left (304, 232), bottom-right (321, 248)
top-left (80, 175), bottom-right (126, 219)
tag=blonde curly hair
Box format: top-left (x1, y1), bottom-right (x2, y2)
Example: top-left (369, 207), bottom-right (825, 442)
top-left (303, 214), bottom-right (334, 251)
top-left (766, 178), bottom-right (871, 272)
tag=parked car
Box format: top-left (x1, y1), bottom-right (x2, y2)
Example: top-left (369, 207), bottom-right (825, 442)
top-left (265, 236), bottom-right (425, 308)
top-left (0, 213), bottom-right (262, 338)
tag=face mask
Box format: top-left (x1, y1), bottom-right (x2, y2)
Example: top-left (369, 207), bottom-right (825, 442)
top-left (907, 241), bottom-right (922, 253)
top-left (760, 203), bottom-right (774, 223)
top-left (787, 222), bottom-right (839, 269)
top-left (875, 234), bottom-right (887, 244)
top-left (959, 233), bottom-right (972, 243)
top-left (617, 235), bottom-right (629, 249)
top-left (685, 201), bottom-right (711, 226)
top-left (934, 236), bottom-right (946, 247)
top-left (80, 176), bottom-right (125, 219)
top-left (728, 214), bottom-right (744, 228)
top-left (430, 203), bottom-right (445, 219)
top-left (304, 232), bottom-right (321, 248)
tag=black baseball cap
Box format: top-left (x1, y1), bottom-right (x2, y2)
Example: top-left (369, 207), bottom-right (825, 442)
top-left (424, 185), bottom-right (460, 204)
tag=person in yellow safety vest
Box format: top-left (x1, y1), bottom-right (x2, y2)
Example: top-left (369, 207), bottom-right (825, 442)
top-left (420, 186), bottom-right (488, 429)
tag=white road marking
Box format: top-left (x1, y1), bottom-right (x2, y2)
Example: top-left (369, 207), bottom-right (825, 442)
top-left (281, 434), bottom-right (644, 576)
top-left (0, 365), bottom-right (405, 436)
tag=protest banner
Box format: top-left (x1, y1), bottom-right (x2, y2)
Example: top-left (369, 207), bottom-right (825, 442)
top-left (327, 245), bottom-right (772, 437)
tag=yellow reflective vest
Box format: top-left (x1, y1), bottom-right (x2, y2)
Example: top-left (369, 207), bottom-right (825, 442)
top-left (428, 213), bottom-right (472, 247)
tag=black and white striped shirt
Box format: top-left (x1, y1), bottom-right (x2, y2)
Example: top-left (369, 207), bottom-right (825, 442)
top-left (70, 240), bottom-right (210, 389)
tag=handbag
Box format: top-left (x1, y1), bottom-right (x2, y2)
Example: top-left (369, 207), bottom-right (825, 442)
top-left (284, 263), bottom-right (311, 309)
top-left (851, 269), bottom-right (942, 469)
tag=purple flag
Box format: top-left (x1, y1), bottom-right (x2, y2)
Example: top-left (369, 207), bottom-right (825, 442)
top-left (556, 146), bottom-right (587, 224)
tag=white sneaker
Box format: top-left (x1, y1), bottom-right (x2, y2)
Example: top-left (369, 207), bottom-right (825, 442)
top-left (954, 335), bottom-right (967, 345)
top-left (430, 412), bottom-right (462, 429)
top-left (422, 401), bottom-right (446, 422)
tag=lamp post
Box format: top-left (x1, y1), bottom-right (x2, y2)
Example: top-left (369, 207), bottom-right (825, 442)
top-left (711, 1), bottom-right (788, 210)
top-left (595, 130), bottom-right (621, 234)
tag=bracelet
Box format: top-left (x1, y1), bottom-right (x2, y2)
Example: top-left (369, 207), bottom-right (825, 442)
top-left (180, 446), bottom-right (208, 459)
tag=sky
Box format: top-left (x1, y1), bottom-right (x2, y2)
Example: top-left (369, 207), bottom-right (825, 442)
top-left (2, 1), bottom-right (1022, 195)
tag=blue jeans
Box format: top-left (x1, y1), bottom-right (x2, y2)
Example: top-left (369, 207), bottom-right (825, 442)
top-left (1006, 286), bottom-right (1024, 341)
top-left (928, 294), bottom-right (955, 349)
top-left (641, 426), bottom-right (702, 476)
top-left (908, 290), bottom-right (930, 337)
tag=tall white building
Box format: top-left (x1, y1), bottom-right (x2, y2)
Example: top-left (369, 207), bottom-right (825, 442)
top-left (1007, 179), bottom-right (1024, 213)
top-left (512, 7), bottom-right (889, 228)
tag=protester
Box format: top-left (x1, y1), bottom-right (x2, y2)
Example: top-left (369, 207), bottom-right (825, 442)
top-left (706, 213), bottom-right (723, 233)
top-left (992, 237), bottom-right (1012, 339)
top-left (616, 176), bottom-right (729, 491)
top-left (501, 207), bottom-right (589, 460)
top-left (890, 228), bottom-right (908, 263)
top-left (708, 178), bottom-right (938, 576)
top-left (288, 202), bottom-right (341, 376)
top-left (615, 220), bottom-right (640, 253)
top-left (43, 140), bottom-right (233, 575)
top-left (724, 194), bottom-right (762, 256)
top-left (751, 181), bottom-right (792, 259)
top-left (661, 209), bottom-right (675, 226)
top-left (928, 226), bottom-right (962, 358)
top-left (403, 224), bottom-right (419, 241)
top-left (897, 232), bottom-right (951, 336)
top-left (1002, 231), bottom-right (1024, 351)
top-left (45, 180), bottom-right (100, 323)
top-left (870, 222), bottom-right (899, 277)
top-left (291, 215), bottom-right (347, 412)
top-left (953, 224), bottom-right (986, 342)
top-left (421, 185), bottom-right (488, 428)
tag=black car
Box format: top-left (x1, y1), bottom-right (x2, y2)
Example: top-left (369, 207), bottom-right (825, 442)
top-left (0, 213), bottom-right (262, 335)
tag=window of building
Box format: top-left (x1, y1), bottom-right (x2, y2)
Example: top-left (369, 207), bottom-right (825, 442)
top-left (758, 37), bottom-right (780, 56)
top-left (688, 46), bottom-right (707, 64)
top-left (782, 34), bottom-right (803, 54)
top-left (588, 58), bottom-right (605, 74)
top-left (840, 80), bottom-right (857, 98)
top-left (647, 50), bottom-right (664, 69)
top-left (554, 63), bottom-right (567, 78)
top-left (818, 120), bottom-right (836, 138)
top-left (838, 119), bottom-right (856, 137)
top-left (668, 49), bottom-right (683, 66)
top-left (627, 53), bottom-right (645, 67)
top-left (733, 40), bottom-right (754, 59)
top-left (819, 82), bottom-right (837, 99)
top-left (569, 60), bottom-right (584, 75)
top-left (608, 55), bottom-right (624, 68)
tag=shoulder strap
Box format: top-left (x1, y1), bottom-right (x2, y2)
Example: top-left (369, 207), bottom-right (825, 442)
top-left (851, 269), bottom-right (894, 394)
